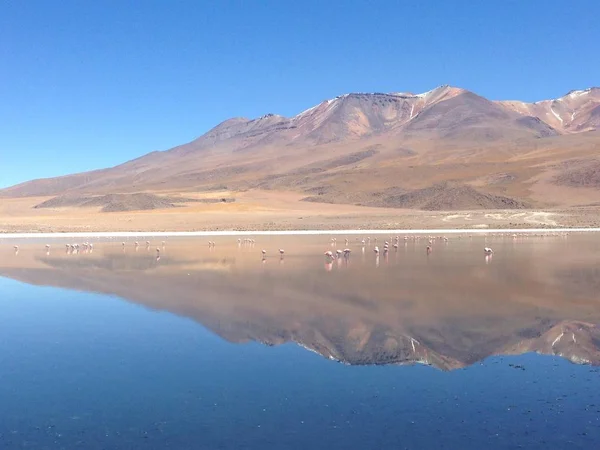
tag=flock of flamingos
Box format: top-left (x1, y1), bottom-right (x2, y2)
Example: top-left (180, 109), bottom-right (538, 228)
top-left (8, 232), bottom-right (573, 263)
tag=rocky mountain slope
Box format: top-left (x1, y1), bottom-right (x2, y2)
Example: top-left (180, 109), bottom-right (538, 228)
top-left (2, 86), bottom-right (599, 210)
top-left (499, 87), bottom-right (600, 133)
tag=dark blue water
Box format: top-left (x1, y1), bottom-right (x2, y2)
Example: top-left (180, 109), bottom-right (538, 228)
top-left (1, 278), bottom-right (599, 449)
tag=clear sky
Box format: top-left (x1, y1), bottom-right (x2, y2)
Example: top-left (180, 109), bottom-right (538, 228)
top-left (1, 0), bottom-right (598, 188)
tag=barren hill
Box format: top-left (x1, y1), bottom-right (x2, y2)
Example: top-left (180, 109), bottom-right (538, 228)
top-left (2, 85), bottom-right (600, 212)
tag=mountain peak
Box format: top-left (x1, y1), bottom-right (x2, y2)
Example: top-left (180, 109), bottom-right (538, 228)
top-left (256, 113), bottom-right (285, 120)
top-left (564, 87), bottom-right (599, 98)
top-left (331, 85), bottom-right (464, 101)
top-left (2, 84), bottom-right (598, 201)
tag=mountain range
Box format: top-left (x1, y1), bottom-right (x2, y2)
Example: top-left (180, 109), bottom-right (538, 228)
top-left (3, 85), bottom-right (600, 211)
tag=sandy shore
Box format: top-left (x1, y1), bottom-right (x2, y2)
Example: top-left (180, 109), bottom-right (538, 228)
top-left (1, 191), bottom-right (600, 234)
top-left (0, 228), bottom-right (599, 240)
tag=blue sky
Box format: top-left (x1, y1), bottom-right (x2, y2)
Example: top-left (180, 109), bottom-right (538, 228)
top-left (1, 0), bottom-right (598, 188)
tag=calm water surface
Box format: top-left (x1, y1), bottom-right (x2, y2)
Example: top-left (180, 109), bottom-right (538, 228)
top-left (1, 234), bottom-right (600, 449)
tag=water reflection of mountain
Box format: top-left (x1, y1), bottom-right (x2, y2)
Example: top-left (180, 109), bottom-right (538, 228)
top-left (2, 242), bottom-right (600, 371)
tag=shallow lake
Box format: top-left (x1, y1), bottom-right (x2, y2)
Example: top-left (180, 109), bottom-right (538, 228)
top-left (1, 233), bottom-right (600, 449)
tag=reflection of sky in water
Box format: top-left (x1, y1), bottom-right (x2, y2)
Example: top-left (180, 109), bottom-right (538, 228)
top-left (0, 280), bottom-right (599, 449)
top-left (1, 235), bottom-right (600, 448)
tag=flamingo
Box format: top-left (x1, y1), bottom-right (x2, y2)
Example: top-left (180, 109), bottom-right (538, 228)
top-left (373, 246), bottom-right (380, 254)
top-left (324, 251), bottom-right (334, 258)
top-left (484, 247), bottom-right (493, 254)
top-left (279, 249), bottom-right (285, 256)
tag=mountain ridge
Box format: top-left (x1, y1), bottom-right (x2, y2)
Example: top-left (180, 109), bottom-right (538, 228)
top-left (2, 85), bottom-right (599, 211)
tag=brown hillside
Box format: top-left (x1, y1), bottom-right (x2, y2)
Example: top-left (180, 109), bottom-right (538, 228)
top-left (1, 85), bottom-right (599, 213)
top-left (367, 183), bottom-right (528, 210)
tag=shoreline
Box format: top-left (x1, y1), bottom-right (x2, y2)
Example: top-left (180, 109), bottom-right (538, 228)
top-left (0, 228), bottom-right (597, 240)
top-left (3, 195), bottom-right (600, 234)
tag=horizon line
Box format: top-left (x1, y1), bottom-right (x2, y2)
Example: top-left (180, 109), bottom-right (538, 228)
top-left (0, 228), bottom-right (593, 240)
